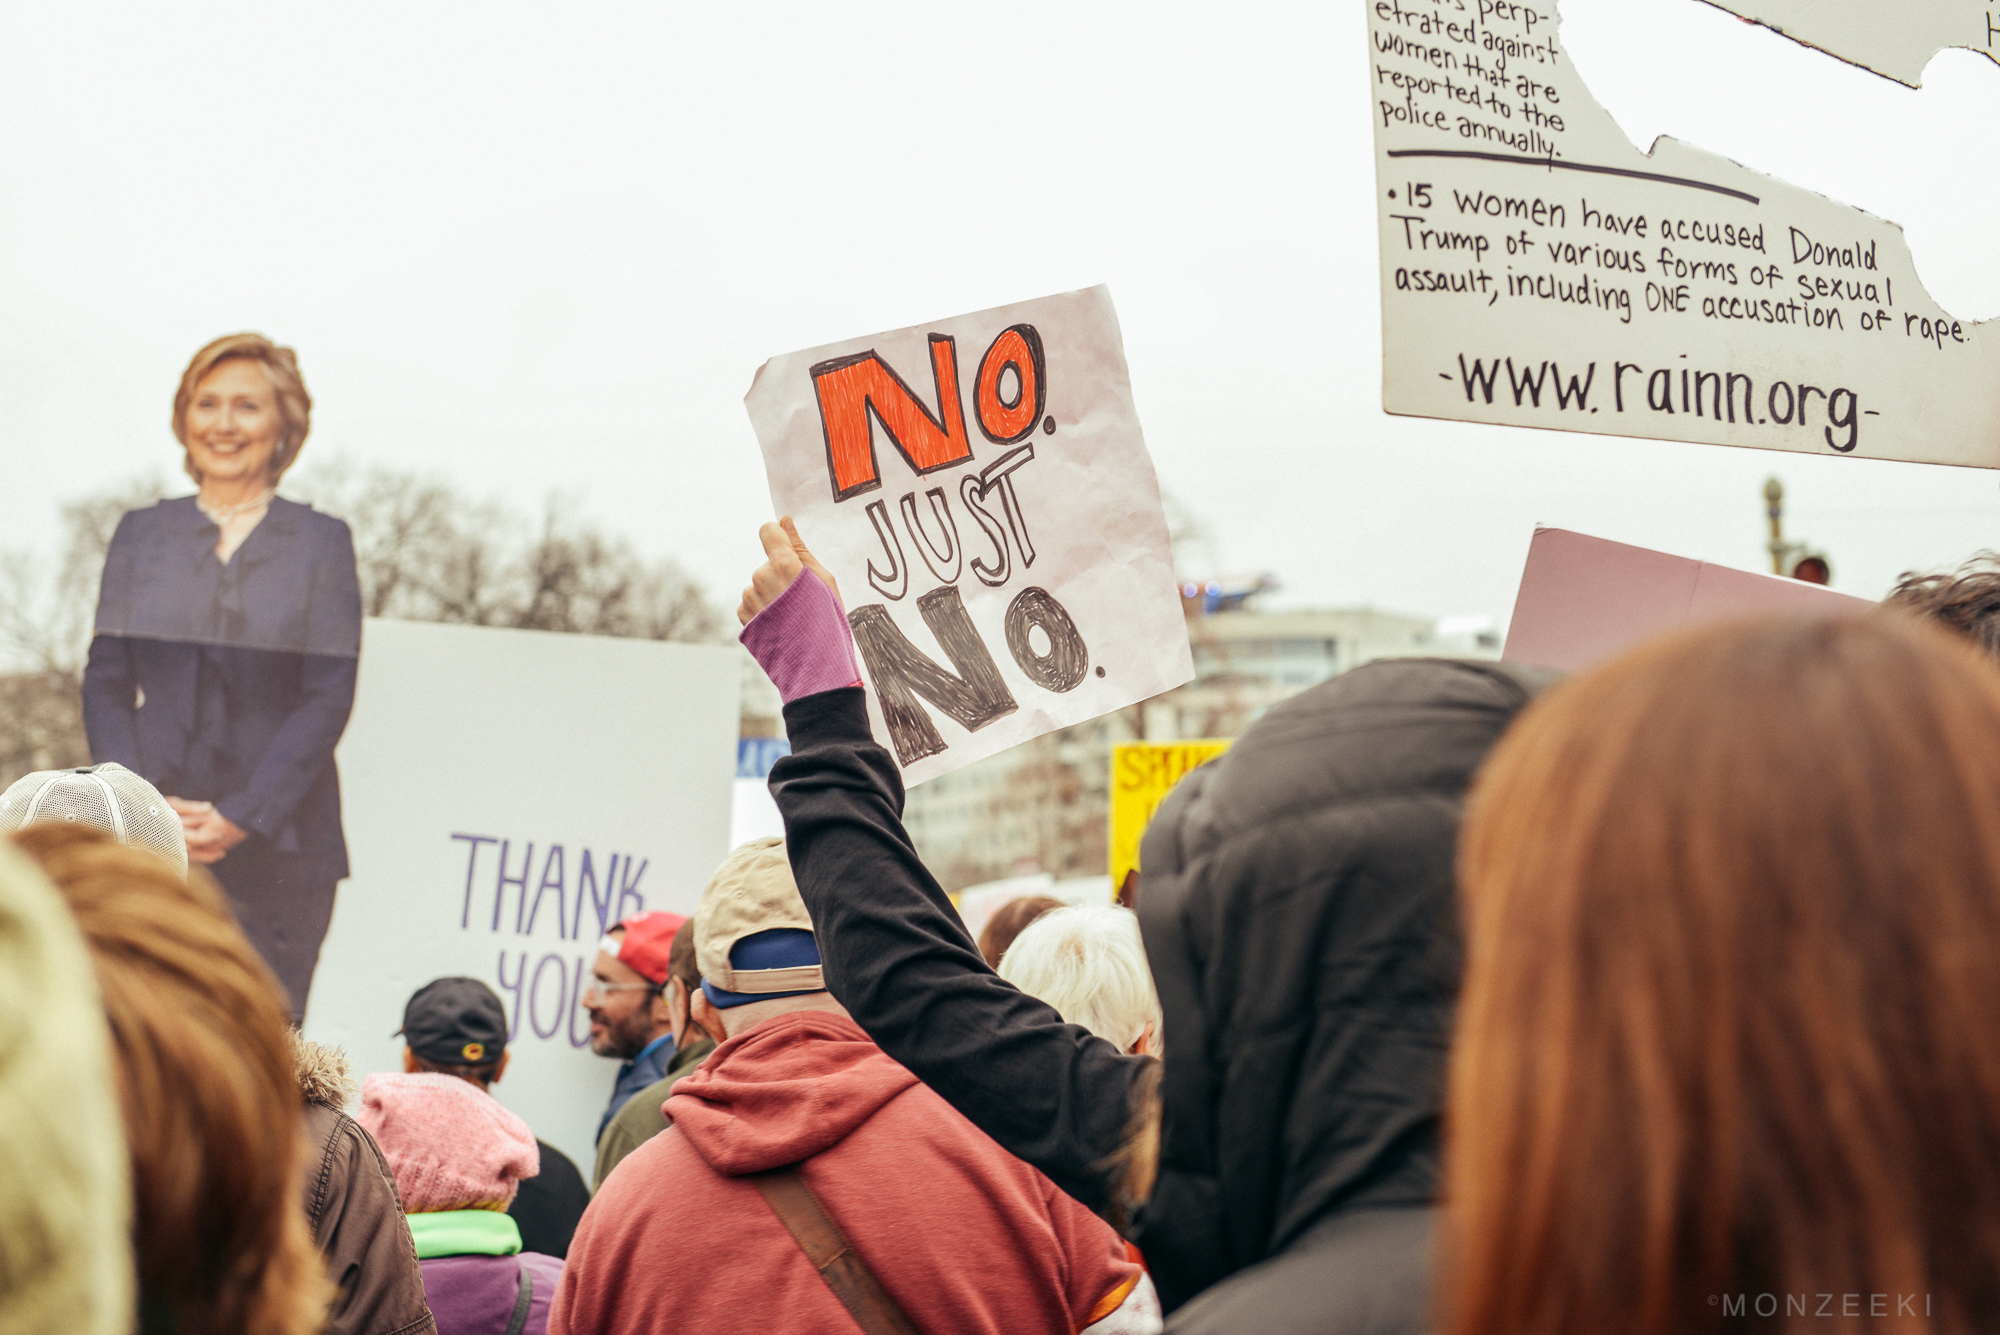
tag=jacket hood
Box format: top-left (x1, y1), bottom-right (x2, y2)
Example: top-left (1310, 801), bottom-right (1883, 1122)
top-left (293, 1034), bottom-right (357, 1110)
top-left (666, 1011), bottom-right (917, 1176)
top-left (1132, 657), bottom-right (1557, 1302)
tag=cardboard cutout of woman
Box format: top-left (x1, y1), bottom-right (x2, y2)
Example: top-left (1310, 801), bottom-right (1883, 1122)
top-left (81, 334), bottom-right (362, 1020)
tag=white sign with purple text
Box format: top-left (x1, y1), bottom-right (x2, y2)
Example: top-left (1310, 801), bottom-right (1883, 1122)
top-left (303, 618), bottom-right (737, 1173)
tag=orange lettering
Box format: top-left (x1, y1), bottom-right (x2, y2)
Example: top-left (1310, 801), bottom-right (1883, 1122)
top-left (812, 335), bottom-right (973, 501)
top-left (974, 324), bottom-right (1046, 444)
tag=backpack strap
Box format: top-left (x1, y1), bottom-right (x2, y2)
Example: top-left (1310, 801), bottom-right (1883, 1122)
top-left (747, 1165), bottom-right (921, 1335)
top-left (504, 1257), bottom-right (534, 1335)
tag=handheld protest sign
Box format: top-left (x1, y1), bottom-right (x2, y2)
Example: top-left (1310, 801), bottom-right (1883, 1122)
top-left (1703, 1), bottom-right (1997, 88)
top-left (1109, 740), bottom-right (1230, 890)
top-left (1501, 526), bottom-right (1871, 673)
top-left (746, 286), bottom-right (1192, 785)
top-left (1368, 1), bottom-right (1999, 467)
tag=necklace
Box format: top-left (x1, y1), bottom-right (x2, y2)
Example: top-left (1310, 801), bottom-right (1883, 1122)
top-left (197, 487), bottom-right (277, 524)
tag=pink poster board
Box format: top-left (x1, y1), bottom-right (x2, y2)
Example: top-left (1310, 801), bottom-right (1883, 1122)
top-left (1502, 527), bottom-right (1873, 673)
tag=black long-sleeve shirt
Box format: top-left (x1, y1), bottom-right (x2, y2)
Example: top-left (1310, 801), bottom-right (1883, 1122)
top-left (772, 660), bottom-right (1549, 1328)
top-left (769, 687), bottom-right (1146, 1217)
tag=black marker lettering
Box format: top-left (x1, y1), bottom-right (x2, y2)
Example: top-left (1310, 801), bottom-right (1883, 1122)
top-left (849, 588), bottom-right (1019, 765)
top-left (899, 487), bottom-right (961, 585)
top-left (863, 499), bottom-right (907, 601)
top-left (1004, 587), bottom-right (1089, 692)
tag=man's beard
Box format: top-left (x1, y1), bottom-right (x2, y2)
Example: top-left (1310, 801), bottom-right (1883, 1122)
top-left (590, 1004), bottom-right (659, 1059)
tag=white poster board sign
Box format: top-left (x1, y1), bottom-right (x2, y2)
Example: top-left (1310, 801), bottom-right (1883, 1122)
top-left (304, 618), bottom-right (737, 1173)
top-left (1705, 1), bottom-right (1997, 87)
top-left (744, 286), bottom-right (1192, 785)
top-left (1368, 0), bottom-right (1999, 466)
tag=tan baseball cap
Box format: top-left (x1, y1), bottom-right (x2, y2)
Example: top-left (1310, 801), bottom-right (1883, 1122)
top-left (694, 837), bottom-right (823, 997)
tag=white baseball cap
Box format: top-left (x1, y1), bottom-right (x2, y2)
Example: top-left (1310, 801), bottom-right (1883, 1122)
top-left (0, 763), bottom-right (188, 875)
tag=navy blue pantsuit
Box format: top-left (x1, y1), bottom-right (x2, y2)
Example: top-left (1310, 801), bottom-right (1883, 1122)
top-left (82, 495), bottom-right (362, 1017)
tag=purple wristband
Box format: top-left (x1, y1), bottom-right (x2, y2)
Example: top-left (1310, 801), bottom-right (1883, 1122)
top-left (740, 569), bottom-right (864, 704)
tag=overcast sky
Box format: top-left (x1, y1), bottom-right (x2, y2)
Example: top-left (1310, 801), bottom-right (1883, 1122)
top-left (2, 0), bottom-right (1994, 631)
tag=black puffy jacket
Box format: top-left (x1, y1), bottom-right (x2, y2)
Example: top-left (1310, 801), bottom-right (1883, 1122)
top-left (1135, 657), bottom-right (1554, 1328)
top-left (771, 659), bottom-right (1552, 1326)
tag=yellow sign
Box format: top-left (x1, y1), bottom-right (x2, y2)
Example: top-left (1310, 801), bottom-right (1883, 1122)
top-left (1109, 740), bottom-right (1230, 893)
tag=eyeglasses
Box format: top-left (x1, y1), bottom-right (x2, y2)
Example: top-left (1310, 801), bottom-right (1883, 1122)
top-left (582, 978), bottom-right (661, 1002)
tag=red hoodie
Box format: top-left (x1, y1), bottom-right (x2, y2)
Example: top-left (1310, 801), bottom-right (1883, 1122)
top-left (550, 1010), bottom-right (1146, 1335)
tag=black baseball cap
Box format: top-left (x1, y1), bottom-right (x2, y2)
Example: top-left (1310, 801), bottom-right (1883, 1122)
top-left (398, 976), bottom-right (509, 1066)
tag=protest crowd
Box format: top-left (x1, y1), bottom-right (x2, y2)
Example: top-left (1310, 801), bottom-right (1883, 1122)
top-left (10, 524), bottom-right (2000, 1334)
top-left (9, 337), bottom-right (2000, 1335)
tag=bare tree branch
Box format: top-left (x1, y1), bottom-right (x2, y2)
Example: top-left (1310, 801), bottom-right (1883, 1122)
top-left (2, 461), bottom-right (725, 789)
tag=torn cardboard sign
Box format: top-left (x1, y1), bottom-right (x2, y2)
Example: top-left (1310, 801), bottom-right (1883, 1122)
top-left (1367, 0), bottom-right (1998, 467)
top-left (1701, 0), bottom-right (1997, 89)
top-left (1502, 526), bottom-right (1872, 673)
top-left (745, 286), bottom-right (1192, 785)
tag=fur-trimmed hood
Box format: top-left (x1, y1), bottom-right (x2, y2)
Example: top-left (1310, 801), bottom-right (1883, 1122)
top-left (294, 1038), bottom-right (441, 1335)
top-left (293, 1034), bottom-right (359, 1110)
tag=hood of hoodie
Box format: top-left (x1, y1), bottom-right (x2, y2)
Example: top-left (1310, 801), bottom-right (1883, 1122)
top-left (666, 1010), bottom-right (918, 1176)
top-left (1132, 657), bottom-right (1557, 1305)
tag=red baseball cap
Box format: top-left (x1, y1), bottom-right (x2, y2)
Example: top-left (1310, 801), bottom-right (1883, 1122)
top-left (601, 911), bottom-right (686, 985)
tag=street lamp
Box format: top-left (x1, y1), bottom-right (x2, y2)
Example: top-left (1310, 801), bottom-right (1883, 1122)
top-left (1762, 476), bottom-right (1832, 584)
top-left (1764, 476), bottom-right (1786, 576)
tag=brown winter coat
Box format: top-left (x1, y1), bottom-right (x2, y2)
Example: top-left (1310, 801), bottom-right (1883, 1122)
top-left (295, 1039), bottom-right (438, 1335)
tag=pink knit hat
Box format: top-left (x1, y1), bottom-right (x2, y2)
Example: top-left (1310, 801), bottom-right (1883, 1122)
top-left (358, 1073), bottom-right (540, 1213)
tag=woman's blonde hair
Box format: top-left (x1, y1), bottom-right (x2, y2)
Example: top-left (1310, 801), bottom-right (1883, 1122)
top-left (172, 333), bottom-right (313, 484)
top-left (0, 840), bottom-right (132, 1335)
top-left (12, 823), bottom-right (329, 1335)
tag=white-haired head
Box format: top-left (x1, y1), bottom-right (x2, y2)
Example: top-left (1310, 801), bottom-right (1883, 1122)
top-left (997, 903), bottom-right (1161, 1056)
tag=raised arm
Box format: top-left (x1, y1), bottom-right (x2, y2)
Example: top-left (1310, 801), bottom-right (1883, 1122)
top-left (741, 521), bottom-right (1152, 1220)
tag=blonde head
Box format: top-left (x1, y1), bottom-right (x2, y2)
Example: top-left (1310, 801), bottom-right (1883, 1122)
top-left (172, 333), bottom-right (313, 483)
